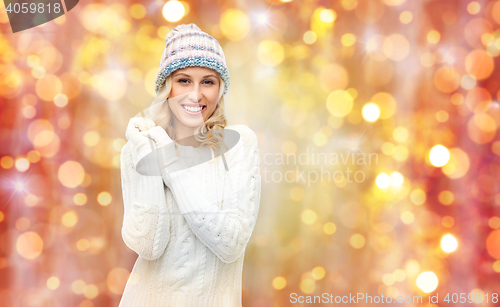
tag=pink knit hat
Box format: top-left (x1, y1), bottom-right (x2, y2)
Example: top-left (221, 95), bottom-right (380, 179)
top-left (154, 23), bottom-right (230, 95)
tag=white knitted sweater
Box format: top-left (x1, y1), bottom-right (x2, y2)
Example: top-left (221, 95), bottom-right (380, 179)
top-left (118, 124), bottom-right (261, 307)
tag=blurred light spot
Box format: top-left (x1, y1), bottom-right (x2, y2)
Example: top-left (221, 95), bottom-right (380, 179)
top-left (370, 92), bottom-right (396, 119)
top-left (420, 52), bottom-right (435, 67)
top-left (1, 156), bottom-right (14, 169)
top-left (301, 210), bottom-right (317, 225)
top-left (300, 277), bottom-right (315, 294)
top-left (162, 1), bottom-right (185, 22)
top-left (312, 266), bottom-right (326, 280)
top-left (320, 64), bottom-right (349, 91)
top-left (272, 276), bottom-right (287, 290)
top-left (83, 284), bottom-right (99, 299)
top-left (468, 113), bottom-right (496, 144)
top-left (493, 260), bottom-right (500, 273)
top-left (129, 4), bottom-right (146, 19)
top-left (303, 31), bottom-right (317, 44)
top-left (438, 190), bottom-right (454, 205)
top-left (461, 74), bottom-right (477, 90)
top-left (341, 33), bottom-right (356, 46)
top-left (97, 191), bottom-right (112, 206)
top-left (58, 161), bottom-right (85, 188)
top-left (376, 173), bottom-right (390, 189)
top-left (405, 260), bottom-right (420, 278)
top-left (493, 141), bottom-right (500, 156)
top-left (442, 148), bottom-right (470, 179)
top-left (323, 222), bottom-right (337, 235)
top-left (390, 172), bottom-right (404, 187)
top-left (62, 211), bottom-right (78, 227)
top-left (467, 2), bottom-right (481, 15)
top-left (107, 268), bottom-right (130, 294)
top-left (400, 211), bottom-right (414, 224)
top-left (27, 150), bottom-right (41, 163)
top-left (15, 157), bottom-right (30, 172)
top-left (393, 127), bottom-right (408, 142)
top-left (489, 217), bottom-right (500, 229)
top-left (16, 231), bottom-right (43, 259)
top-left (381, 142), bottom-right (395, 155)
top-left (486, 230), bottom-right (500, 259)
top-left (22, 106), bottom-right (36, 118)
top-left (362, 103), bottom-right (380, 122)
top-left (410, 189), bottom-right (426, 205)
top-left (435, 110), bottom-right (449, 122)
top-left (341, 0), bottom-right (357, 10)
top-left (393, 145), bottom-right (409, 161)
top-left (442, 216), bottom-right (455, 228)
top-left (36, 74), bottom-right (62, 101)
top-left (327, 90), bottom-right (353, 117)
top-left (47, 276), bottom-right (60, 290)
top-left (382, 273), bottom-right (395, 286)
top-left (0, 211), bottom-right (4, 223)
top-left (257, 40), bottom-right (284, 67)
top-left (319, 9), bottom-right (336, 23)
top-left (77, 239), bottom-right (90, 251)
top-left (416, 271), bottom-right (438, 293)
top-left (441, 234), bottom-right (458, 253)
top-left (54, 94), bottom-right (68, 107)
top-left (350, 233), bottom-right (365, 249)
top-left (313, 132), bottom-right (327, 146)
top-left (429, 145), bottom-right (450, 167)
top-left (399, 11), bottom-right (412, 24)
top-left (74, 193), bottom-right (88, 206)
top-left (72, 280), bottom-right (86, 294)
top-left (83, 131), bottom-right (101, 147)
top-left (427, 30), bottom-right (440, 44)
top-left (383, 34), bottom-right (410, 61)
top-left (25, 194), bottom-right (38, 207)
top-left (384, 0), bottom-right (406, 5)
top-left (466, 87), bottom-right (492, 113)
top-left (393, 269), bottom-right (406, 281)
top-left (15, 217), bottom-right (30, 231)
top-left (220, 9), bottom-right (250, 41)
top-left (434, 66), bottom-right (460, 93)
top-left (466, 49), bottom-right (494, 80)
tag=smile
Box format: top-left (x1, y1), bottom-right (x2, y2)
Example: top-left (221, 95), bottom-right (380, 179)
top-left (181, 104), bottom-right (206, 115)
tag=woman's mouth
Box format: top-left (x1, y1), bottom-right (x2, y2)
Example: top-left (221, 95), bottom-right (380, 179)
top-left (181, 104), bottom-right (206, 115)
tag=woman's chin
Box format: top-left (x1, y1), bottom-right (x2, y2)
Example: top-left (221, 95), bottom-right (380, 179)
top-left (177, 117), bottom-right (205, 128)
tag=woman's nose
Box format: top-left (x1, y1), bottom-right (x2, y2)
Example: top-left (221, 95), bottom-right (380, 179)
top-left (187, 86), bottom-right (202, 102)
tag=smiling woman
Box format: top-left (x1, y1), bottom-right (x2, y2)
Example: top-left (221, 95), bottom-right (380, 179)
top-left (118, 23), bottom-right (261, 307)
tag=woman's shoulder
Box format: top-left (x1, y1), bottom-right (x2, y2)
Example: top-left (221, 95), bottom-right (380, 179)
top-left (224, 124), bottom-right (258, 146)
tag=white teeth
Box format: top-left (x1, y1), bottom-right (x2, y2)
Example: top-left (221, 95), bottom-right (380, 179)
top-left (182, 105), bottom-right (203, 112)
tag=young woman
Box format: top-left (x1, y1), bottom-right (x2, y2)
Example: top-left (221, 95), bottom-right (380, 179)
top-left (118, 24), bottom-right (261, 307)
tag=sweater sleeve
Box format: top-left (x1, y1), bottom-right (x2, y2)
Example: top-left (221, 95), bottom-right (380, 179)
top-left (167, 125), bottom-right (261, 264)
top-left (120, 141), bottom-right (172, 261)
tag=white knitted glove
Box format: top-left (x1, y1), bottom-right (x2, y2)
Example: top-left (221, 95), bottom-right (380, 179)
top-left (125, 116), bottom-right (178, 180)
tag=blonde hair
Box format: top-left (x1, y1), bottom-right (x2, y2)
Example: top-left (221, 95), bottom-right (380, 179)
top-left (144, 73), bottom-right (228, 157)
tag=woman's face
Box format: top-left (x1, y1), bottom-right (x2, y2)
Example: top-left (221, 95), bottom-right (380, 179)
top-left (168, 66), bottom-right (220, 129)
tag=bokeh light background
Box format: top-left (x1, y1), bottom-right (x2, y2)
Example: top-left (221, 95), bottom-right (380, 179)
top-left (1, 0), bottom-right (500, 306)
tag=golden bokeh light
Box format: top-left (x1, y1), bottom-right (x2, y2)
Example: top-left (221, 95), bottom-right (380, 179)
top-left (97, 191), bottom-right (112, 206)
top-left (441, 234), bottom-right (458, 253)
top-left (429, 145), bottom-right (450, 167)
top-left (58, 161), bottom-right (85, 188)
top-left (16, 232), bottom-right (43, 259)
top-left (416, 271), bottom-right (438, 293)
top-left (350, 234), bottom-right (366, 249)
top-left (326, 90), bottom-right (353, 117)
top-left (162, 1), bottom-right (185, 22)
top-left (272, 276), bottom-right (287, 290)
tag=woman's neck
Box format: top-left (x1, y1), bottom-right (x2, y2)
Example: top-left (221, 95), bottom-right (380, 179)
top-left (172, 121), bottom-right (202, 148)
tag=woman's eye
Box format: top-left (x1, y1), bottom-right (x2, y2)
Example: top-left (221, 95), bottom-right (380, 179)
top-left (178, 79), bottom-right (189, 84)
top-left (203, 80), bottom-right (214, 85)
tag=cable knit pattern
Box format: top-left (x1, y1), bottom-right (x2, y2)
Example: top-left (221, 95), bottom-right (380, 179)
top-left (118, 124), bottom-right (261, 307)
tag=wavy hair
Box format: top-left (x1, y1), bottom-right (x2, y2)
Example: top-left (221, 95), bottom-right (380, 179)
top-left (144, 73), bottom-right (229, 158)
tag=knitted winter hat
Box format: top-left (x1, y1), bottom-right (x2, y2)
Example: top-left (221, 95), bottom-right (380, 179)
top-left (154, 23), bottom-right (230, 95)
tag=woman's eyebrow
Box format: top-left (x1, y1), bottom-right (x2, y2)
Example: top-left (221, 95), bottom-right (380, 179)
top-left (174, 73), bottom-right (217, 78)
